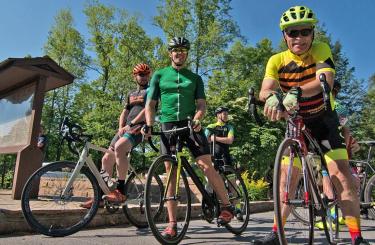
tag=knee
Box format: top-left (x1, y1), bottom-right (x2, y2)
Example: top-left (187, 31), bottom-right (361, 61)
top-left (102, 152), bottom-right (114, 162)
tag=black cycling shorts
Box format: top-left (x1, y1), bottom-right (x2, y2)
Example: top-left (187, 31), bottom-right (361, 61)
top-left (160, 120), bottom-right (210, 158)
top-left (304, 109), bottom-right (346, 154)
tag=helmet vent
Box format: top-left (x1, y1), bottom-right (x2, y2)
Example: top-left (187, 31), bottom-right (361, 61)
top-left (291, 12), bottom-right (297, 19)
top-left (300, 11), bottom-right (305, 18)
top-left (308, 12), bottom-right (313, 18)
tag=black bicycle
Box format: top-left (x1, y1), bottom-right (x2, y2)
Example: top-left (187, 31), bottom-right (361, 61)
top-left (21, 117), bottom-right (163, 236)
top-left (144, 120), bottom-right (250, 244)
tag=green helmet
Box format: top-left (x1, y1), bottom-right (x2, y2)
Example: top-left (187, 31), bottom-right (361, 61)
top-left (280, 6), bottom-right (317, 31)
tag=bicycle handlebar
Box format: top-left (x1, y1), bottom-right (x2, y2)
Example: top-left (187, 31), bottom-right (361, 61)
top-left (247, 88), bottom-right (264, 126)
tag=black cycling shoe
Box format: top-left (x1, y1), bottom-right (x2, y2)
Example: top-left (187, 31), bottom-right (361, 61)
top-left (353, 236), bottom-right (370, 245)
top-left (235, 209), bottom-right (244, 222)
top-left (251, 231), bottom-right (280, 245)
top-left (217, 205), bottom-right (234, 225)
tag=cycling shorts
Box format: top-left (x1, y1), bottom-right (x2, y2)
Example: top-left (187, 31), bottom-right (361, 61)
top-left (160, 120), bottom-right (210, 158)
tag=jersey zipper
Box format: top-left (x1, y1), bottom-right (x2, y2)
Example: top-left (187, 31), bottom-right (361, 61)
top-left (177, 70), bottom-right (180, 121)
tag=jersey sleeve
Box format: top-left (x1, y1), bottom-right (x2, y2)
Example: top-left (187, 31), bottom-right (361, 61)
top-left (312, 42), bottom-right (335, 74)
top-left (264, 54), bottom-right (281, 81)
top-left (195, 75), bottom-right (206, 99)
top-left (147, 72), bottom-right (161, 101)
top-left (228, 125), bottom-right (234, 138)
top-left (205, 123), bottom-right (215, 137)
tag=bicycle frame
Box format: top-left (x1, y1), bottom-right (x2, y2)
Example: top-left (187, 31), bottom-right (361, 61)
top-left (61, 142), bottom-right (112, 198)
top-left (163, 150), bottom-right (216, 208)
top-left (283, 115), bottom-right (338, 211)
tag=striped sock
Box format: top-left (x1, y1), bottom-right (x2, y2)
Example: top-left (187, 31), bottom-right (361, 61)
top-left (345, 216), bottom-right (361, 243)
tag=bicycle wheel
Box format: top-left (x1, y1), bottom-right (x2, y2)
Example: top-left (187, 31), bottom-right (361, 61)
top-left (21, 161), bottom-right (100, 237)
top-left (364, 174), bottom-right (375, 219)
top-left (123, 167), bottom-right (164, 228)
top-left (221, 167), bottom-right (250, 235)
top-left (274, 138), bottom-right (314, 245)
top-left (145, 155), bottom-right (191, 245)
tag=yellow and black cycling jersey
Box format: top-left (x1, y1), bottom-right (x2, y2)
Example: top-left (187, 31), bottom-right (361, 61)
top-left (264, 41), bottom-right (335, 119)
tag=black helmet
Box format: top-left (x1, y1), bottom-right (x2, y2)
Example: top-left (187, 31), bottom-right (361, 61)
top-left (215, 106), bottom-right (229, 115)
top-left (168, 37), bottom-right (190, 51)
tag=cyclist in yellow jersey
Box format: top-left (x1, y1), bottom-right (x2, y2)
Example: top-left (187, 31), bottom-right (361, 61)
top-left (252, 6), bottom-right (369, 245)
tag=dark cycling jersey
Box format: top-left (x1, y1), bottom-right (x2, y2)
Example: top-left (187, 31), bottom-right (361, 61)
top-left (147, 66), bottom-right (205, 123)
top-left (124, 87), bottom-right (148, 125)
top-left (205, 122), bottom-right (234, 164)
top-left (265, 42), bottom-right (335, 119)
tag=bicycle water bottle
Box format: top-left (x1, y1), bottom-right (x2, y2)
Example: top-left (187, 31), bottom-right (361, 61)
top-left (100, 170), bottom-right (117, 191)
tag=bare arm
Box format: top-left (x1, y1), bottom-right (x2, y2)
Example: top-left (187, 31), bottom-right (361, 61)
top-left (119, 109), bottom-right (129, 130)
top-left (260, 78), bottom-right (279, 101)
top-left (299, 71), bottom-right (334, 97)
top-left (214, 135), bottom-right (234, 145)
top-left (129, 108), bottom-right (146, 125)
top-left (145, 100), bottom-right (157, 126)
top-left (194, 99), bottom-right (206, 121)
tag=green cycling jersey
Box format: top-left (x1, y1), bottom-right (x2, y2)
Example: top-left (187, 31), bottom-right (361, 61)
top-left (147, 66), bottom-right (205, 123)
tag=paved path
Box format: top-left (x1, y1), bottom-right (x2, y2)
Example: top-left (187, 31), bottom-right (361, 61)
top-left (1, 211), bottom-right (374, 245)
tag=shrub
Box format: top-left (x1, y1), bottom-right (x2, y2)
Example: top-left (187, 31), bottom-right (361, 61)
top-left (242, 171), bottom-right (270, 201)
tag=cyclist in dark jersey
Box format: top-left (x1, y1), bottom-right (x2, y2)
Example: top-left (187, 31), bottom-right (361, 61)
top-left (80, 63), bottom-right (151, 208)
top-left (205, 106), bottom-right (234, 166)
top-left (143, 37), bottom-right (234, 239)
top-left (253, 6), bottom-right (368, 245)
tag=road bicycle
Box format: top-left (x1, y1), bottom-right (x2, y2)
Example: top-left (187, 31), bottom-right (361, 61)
top-left (249, 74), bottom-right (340, 244)
top-left (21, 117), bottom-right (163, 236)
top-left (144, 120), bottom-right (250, 244)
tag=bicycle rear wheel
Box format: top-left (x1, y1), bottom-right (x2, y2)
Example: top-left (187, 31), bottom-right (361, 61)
top-left (21, 161), bottom-right (100, 237)
top-left (145, 155), bottom-right (191, 245)
top-left (123, 167), bottom-right (163, 228)
top-left (274, 139), bottom-right (314, 245)
top-left (221, 167), bottom-right (250, 234)
top-left (364, 174), bottom-right (375, 219)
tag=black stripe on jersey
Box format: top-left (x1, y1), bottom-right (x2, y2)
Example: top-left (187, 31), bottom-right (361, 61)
top-left (278, 61), bottom-right (316, 74)
top-left (316, 57), bottom-right (335, 70)
top-left (279, 73), bottom-right (315, 83)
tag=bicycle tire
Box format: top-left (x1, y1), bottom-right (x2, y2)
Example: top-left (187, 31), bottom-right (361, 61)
top-left (273, 138), bottom-right (314, 245)
top-left (221, 167), bottom-right (250, 235)
top-left (364, 174), bottom-right (375, 219)
top-left (123, 167), bottom-right (164, 228)
top-left (145, 155), bottom-right (191, 245)
top-left (21, 161), bottom-right (100, 237)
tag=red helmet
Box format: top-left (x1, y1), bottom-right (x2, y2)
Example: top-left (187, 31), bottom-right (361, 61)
top-left (133, 63), bottom-right (151, 75)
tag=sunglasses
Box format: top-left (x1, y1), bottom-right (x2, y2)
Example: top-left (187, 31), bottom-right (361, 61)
top-left (137, 73), bottom-right (149, 77)
top-left (285, 28), bottom-right (313, 38)
top-left (171, 48), bottom-right (188, 53)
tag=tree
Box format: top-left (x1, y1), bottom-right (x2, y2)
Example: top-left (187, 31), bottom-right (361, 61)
top-left (43, 8), bottom-right (89, 161)
top-left (154, 0), bottom-right (241, 76)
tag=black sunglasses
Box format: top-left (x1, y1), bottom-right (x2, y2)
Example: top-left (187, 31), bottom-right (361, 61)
top-left (137, 73), bottom-right (149, 77)
top-left (285, 28), bottom-right (313, 38)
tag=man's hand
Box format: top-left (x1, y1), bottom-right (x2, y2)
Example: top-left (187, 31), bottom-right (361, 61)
top-left (283, 87), bottom-right (301, 111)
top-left (118, 125), bottom-right (130, 136)
top-left (264, 93), bottom-right (282, 121)
top-left (141, 125), bottom-right (153, 138)
top-left (192, 119), bottom-right (201, 132)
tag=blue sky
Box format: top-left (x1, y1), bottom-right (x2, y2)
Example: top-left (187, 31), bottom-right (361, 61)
top-left (0, 0), bottom-right (374, 81)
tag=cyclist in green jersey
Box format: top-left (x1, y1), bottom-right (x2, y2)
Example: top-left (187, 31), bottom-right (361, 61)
top-left (143, 37), bottom-right (234, 239)
top-left (253, 6), bottom-right (369, 245)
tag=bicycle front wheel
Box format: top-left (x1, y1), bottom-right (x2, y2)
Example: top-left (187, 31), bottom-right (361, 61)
top-left (123, 167), bottom-right (163, 228)
top-left (21, 161), bottom-right (100, 237)
top-left (145, 155), bottom-right (191, 245)
top-left (273, 139), bottom-right (314, 245)
top-left (221, 167), bottom-right (250, 234)
top-left (364, 174), bottom-right (375, 219)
